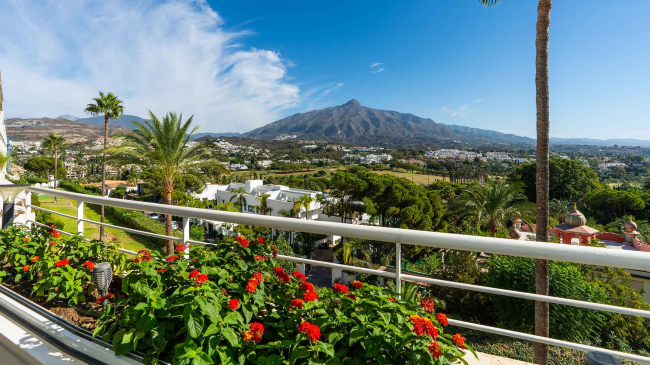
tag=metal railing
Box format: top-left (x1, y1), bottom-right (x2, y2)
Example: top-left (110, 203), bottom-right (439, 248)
top-left (18, 186), bottom-right (650, 363)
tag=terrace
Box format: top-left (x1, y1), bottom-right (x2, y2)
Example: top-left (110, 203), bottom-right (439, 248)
top-left (1, 186), bottom-right (649, 364)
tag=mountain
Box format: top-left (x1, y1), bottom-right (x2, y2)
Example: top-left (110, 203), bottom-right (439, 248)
top-left (549, 138), bottom-right (650, 147)
top-left (440, 124), bottom-right (535, 144)
top-left (5, 118), bottom-right (130, 142)
top-left (57, 114), bottom-right (79, 121)
top-left (75, 114), bottom-right (147, 129)
top-left (190, 132), bottom-right (241, 140)
top-left (243, 99), bottom-right (461, 145)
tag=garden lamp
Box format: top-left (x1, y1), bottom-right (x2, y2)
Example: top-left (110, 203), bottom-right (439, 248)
top-left (92, 262), bottom-right (113, 310)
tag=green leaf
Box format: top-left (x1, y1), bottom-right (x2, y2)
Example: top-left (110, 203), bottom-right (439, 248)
top-left (319, 342), bottom-right (335, 357)
top-left (361, 338), bottom-right (379, 358)
top-left (349, 327), bottom-right (364, 346)
top-left (204, 323), bottom-right (220, 337)
top-left (151, 324), bottom-right (167, 352)
top-left (192, 351), bottom-right (213, 365)
top-left (184, 308), bottom-right (205, 339)
top-left (328, 332), bottom-right (344, 345)
top-left (136, 312), bottom-right (157, 332)
top-left (221, 327), bottom-right (240, 347)
top-left (223, 311), bottom-right (242, 325)
top-left (289, 346), bottom-right (310, 365)
top-left (200, 302), bottom-right (221, 324)
top-left (377, 312), bottom-right (390, 326)
top-left (266, 354), bottom-right (285, 365)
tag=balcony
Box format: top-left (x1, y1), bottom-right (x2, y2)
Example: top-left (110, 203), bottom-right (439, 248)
top-left (0, 186), bottom-right (649, 364)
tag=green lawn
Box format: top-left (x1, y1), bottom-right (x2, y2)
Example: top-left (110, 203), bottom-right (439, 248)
top-left (36, 194), bottom-right (147, 253)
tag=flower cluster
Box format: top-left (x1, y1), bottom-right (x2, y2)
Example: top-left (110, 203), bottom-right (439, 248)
top-left (133, 250), bottom-right (152, 263)
top-left (96, 293), bottom-right (114, 304)
top-left (409, 315), bottom-right (438, 339)
top-left (55, 259), bottom-right (69, 268)
top-left (333, 283), bottom-right (349, 294)
top-left (245, 273), bottom-right (263, 293)
top-left (235, 236), bottom-right (249, 248)
top-left (270, 245), bottom-right (278, 258)
top-left (83, 261), bottom-right (95, 270)
top-left (436, 313), bottom-right (448, 327)
top-left (254, 255), bottom-right (268, 262)
top-left (427, 341), bottom-right (442, 358)
top-left (292, 270), bottom-right (306, 283)
top-left (387, 297), bottom-right (396, 302)
top-left (420, 297), bottom-right (434, 313)
top-left (175, 244), bottom-right (187, 253)
top-left (243, 322), bottom-right (264, 343)
top-left (23, 265), bottom-right (30, 271)
top-left (303, 290), bottom-right (318, 302)
top-left (273, 267), bottom-right (290, 283)
top-left (189, 270), bottom-right (209, 285)
top-left (351, 280), bottom-right (363, 289)
top-left (228, 298), bottom-right (240, 311)
top-left (452, 334), bottom-right (466, 349)
top-left (257, 237), bottom-right (265, 244)
top-left (31, 256), bottom-right (39, 263)
top-left (345, 293), bottom-right (356, 300)
top-left (48, 240), bottom-right (56, 245)
top-left (298, 321), bottom-right (321, 341)
top-left (290, 298), bottom-right (304, 309)
top-left (165, 255), bottom-right (179, 262)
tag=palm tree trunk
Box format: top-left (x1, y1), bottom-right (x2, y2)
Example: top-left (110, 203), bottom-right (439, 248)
top-left (100, 112), bottom-right (108, 241)
top-left (165, 187), bottom-right (174, 255)
top-left (53, 146), bottom-right (58, 203)
top-left (534, 1), bottom-right (552, 364)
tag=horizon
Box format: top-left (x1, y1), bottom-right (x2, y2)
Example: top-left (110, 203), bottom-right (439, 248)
top-left (1, 1), bottom-right (649, 139)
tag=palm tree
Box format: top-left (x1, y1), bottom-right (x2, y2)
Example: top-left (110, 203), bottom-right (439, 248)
top-left (84, 92), bottom-right (124, 241)
top-left (455, 179), bottom-right (528, 237)
top-left (293, 194), bottom-right (316, 220)
top-left (549, 199), bottom-right (573, 222)
top-left (107, 111), bottom-right (214, 254)
top-left (335, 238), bottom-right (370, 266)
top-left (230, 187), bottom-right (249, 213)
top-left (257, 193), bottom-right (272, 215)
top-left (42, 133), bottom-right (66, 203)
top-left (481, 1), bottom-right (552, 362)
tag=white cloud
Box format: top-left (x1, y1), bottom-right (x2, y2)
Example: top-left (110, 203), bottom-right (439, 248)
top-left (0, 0), bottom-right (301, 133)
top-left (321, 83), bottom-right (344, 96)
top-left (369, 62), bottom-right (383, 68)
top-left (371, 68), bottom-right (386, 74)
top-left (441, 99), bottom-right (483, 118)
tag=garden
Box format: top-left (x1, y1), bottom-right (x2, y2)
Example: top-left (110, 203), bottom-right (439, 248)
top-left (0, 224), bottom-right (473, 365)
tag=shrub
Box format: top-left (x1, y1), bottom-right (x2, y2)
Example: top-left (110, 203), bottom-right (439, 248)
top-left (189, 225), bottom-right (205, 241)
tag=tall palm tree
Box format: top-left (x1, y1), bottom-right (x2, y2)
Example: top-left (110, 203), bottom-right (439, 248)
top-left (107, 111), bottom-right (214, 254)
top-left (42, 133), bottom-right (66, 203)
top-left (230, 187), bottom-right (249, 213)
top-left (455, 179), bottom-right (528, 237)
top-left (84, 92), bottom-right (124, 241)
top-left (293, 194), bottom-right (316, 220)
top-left (481, 1), bottom-right (552, 362)
top-left (257, 193), bottom-right (272, 215)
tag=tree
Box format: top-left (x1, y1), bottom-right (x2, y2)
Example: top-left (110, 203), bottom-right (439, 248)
top-left (293, 194), bottom-right (316, 220)
top-left (329, 171), bottom-right (367, 223)
top-left (108, 111), bottom-right (214, 254)
top-left (482, 0), bottom-right (553, 361)
top-left (24, 156), bottom-right (65, 179)
top-left (42, 133), bottom-right (66, 202)
top-left (257, 193), bottom-right (272, 216)
top-left (84, 92), bottom-right (124, 242)
top-left (510, 158), bottom-right (600, 203)
top-left (230, 187), bottom-right (249, 213)
top-left (585, 189), bottom-right (646, 224)
top-left (549, 199), bottom-right (573, 222)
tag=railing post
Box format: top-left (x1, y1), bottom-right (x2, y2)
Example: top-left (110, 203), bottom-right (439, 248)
top-left (76, 201), bottom-right (84, 235)
top-left (183, 217), bottom-right (190, 259)
top-left (25, 192), bottom-right (32, 228)
top-left (396, 242), bottom-right (402, 298)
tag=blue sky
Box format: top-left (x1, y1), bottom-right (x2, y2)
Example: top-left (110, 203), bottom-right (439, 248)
top-left (1, 0), bottom-right (649, 139)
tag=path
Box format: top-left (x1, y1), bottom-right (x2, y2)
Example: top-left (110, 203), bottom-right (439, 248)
top-left (306, 247), bottom-right (333, 288)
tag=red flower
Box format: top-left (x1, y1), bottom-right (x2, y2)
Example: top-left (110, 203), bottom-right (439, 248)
top-left (138, 250), bottom-right (150, 256)
top-left (292, 270), bottom-right (306, 283)
top-left (428, 341), bottom-right (442, 358)
top-left (290, 298), bottom-right (304, 309)
top-left (83, 261), bottom-right (95, 270)
top-left (96, 293), bottom-right (114, 304)
top-left (420, 297), bottom-right (434, 313)
top-left (194, 274), bottom-right (209, 285)
top-left (452, 334), bottom-right (466, 349)
top-left (278, 272), bottom-right (290, 284)
top-left (387, 297), bottom-right (396, 302)
top-left (252, 272), bottom-right (263, 283)
top-left (52, 231), bottom-right (62, 238)
top-left (436, 313), bottom-right (448, 327)
top-left (303, 290), bottom-right (318, 302)
top-left (333, 283), bottom-right (349, 294)
top-left (165, 255), bottom-right (179, 262)
top-left (409, 315), bottom-right (438, 339)
top-left (48, 241), bottom-right (56, 245)
top-left (31, 256), bottom-right (39, 263)
top-left (23, 237), bottom-right (31, 242)
top-left (55, 259), bottom-right (69, 267)
top-left (273, 267), bottom-right (285, 276)
top-left (271, 245), bottom-right (278, 258)
top-left (157, 269), bottom-right (167, 273)
top-left (351, 280), bottom-right (363, 289)
top-left (300, 282), bottom-right (315, 292)
top-left (189, 270), bottom-right (200, 278)
top-left (254, 255), bottom-right (268, 262)
top-left (221, 288), bottom-right (228, 296)
top-left (22, 265), bottom-right (30, 272)
top-left (345, 294), bottom-right (356, 300)
top-left (298, 321), bottom-right (321, 341)
top-left (257, 237), bottom-right (265, 244)
top-left (228, 298), bottom-right (239, 311)
top-left (175, 244), bottom-right (187, 253)
top-left (235, 236), bottom-right (249, 248)
top-left (245, 278), bottom-right (259, 293)
top-left (243, 322), bottom-right (264, 342)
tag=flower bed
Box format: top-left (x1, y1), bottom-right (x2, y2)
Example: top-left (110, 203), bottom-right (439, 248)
top-left (0, 225), bottom-right (474, 364)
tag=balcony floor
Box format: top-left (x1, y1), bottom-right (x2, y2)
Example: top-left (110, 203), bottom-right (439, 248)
top-left (468, 352), bottom-right (533, 365)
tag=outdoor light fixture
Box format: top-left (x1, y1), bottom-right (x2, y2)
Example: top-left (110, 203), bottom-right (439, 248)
top-left (92, 262), bottom-right (113, 310)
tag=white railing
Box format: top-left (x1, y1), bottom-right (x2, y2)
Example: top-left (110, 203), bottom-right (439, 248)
top-left (17, 186), bottom-right (650, 363)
